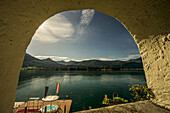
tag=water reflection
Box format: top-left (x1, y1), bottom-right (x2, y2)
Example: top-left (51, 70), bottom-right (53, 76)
top-left (16, 70), bottom-right (146, 112)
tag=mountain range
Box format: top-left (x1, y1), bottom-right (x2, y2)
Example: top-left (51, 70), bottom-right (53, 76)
top-left (22, 53), bottom-right (143, 68)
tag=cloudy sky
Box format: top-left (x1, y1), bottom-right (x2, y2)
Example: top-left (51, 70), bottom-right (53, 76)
top-left (26, 9), bottom-right (140, 61)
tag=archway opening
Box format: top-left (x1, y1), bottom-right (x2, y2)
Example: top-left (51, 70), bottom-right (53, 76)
top-left (15, 9), bottom-right (147, 112)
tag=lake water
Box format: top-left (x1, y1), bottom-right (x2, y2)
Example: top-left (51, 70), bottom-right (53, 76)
top-left (16, 70), bottom-right (146, 112)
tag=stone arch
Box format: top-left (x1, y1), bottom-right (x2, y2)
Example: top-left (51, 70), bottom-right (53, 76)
top-left (0, 0), bottom-right (169, 112)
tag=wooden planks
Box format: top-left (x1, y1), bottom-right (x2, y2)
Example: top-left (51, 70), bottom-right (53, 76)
top-left (14, 100), bottom-right (72, 113)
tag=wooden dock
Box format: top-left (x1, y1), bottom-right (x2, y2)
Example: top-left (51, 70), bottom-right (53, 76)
top-left (13, 100), bottom-right (72, 113)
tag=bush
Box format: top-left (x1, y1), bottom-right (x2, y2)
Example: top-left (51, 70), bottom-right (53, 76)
top-left (129, 84), bottom-right (151, 102)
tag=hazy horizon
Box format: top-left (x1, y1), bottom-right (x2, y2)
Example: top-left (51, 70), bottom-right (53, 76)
top-left (26, 52), bottom-right (141, 62)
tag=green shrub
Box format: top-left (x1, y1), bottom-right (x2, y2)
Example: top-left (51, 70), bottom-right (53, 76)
top-left (129, 84), bottom-right (151, 102)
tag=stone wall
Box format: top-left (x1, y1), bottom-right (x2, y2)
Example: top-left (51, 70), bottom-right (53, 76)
top-left (0, 0), bottom-right (169, 112)
top-left (74, 101), bottom-right (170, 113)
top-left (138, 34), bottom-right (170, 108)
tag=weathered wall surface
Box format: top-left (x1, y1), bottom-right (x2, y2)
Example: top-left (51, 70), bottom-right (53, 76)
top-left (0, 0), bottom-right (169, 112)
top-left (138, 34), bottom-right (170, 108)
top-left (74, 100), bottom-right (170, 113)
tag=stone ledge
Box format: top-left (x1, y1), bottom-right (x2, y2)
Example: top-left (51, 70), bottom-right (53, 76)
top-left (74, 100), bottom-right (170, 113)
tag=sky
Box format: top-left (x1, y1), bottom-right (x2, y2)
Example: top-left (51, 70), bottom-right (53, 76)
top-left (26, 9), bottom-right (141, 62)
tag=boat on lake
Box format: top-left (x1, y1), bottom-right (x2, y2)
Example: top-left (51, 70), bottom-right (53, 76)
top-left (42, 83), bottom-right (60, 101)
top-left (102, 92), bottom-right (128, 105)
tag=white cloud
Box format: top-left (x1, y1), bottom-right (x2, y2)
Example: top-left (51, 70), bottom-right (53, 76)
top-left (99, 58), bottom-right (116, 61)
top-left (35, 56), bottom-right (68, 61)
top-left (64, 58), bottom-right (115, 62)
top-left (31, 9), bottom-right (95, 43)
top-left (64, 59), bottom-right (82, 62)
top-left (34, 56), bottom-right (115, 62)
top-left (77, 9), bottom-right (95, 35)
top-left (121, 54), bottom-right (141, 61)
top-left (32, 14), bottom-right (75, 43)
top-left (34, 54), bottom-right (140, 62)
top-left (64, 58), bottom-right (93, 62)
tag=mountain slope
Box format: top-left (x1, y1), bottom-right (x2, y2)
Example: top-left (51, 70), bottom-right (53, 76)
top-left (22, 53), bottom-right (143, 68)
top-left (22, 53), bottom-right (63, 68)
top-left (57, 59), bottom-right (143, 68)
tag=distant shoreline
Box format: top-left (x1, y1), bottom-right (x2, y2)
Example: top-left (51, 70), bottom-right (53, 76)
top-left (21, 67), bottom-right (143, 71)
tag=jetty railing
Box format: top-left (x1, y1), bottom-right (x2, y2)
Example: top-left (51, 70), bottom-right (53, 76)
top-left (13, 100), bottom-right (61, 113)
